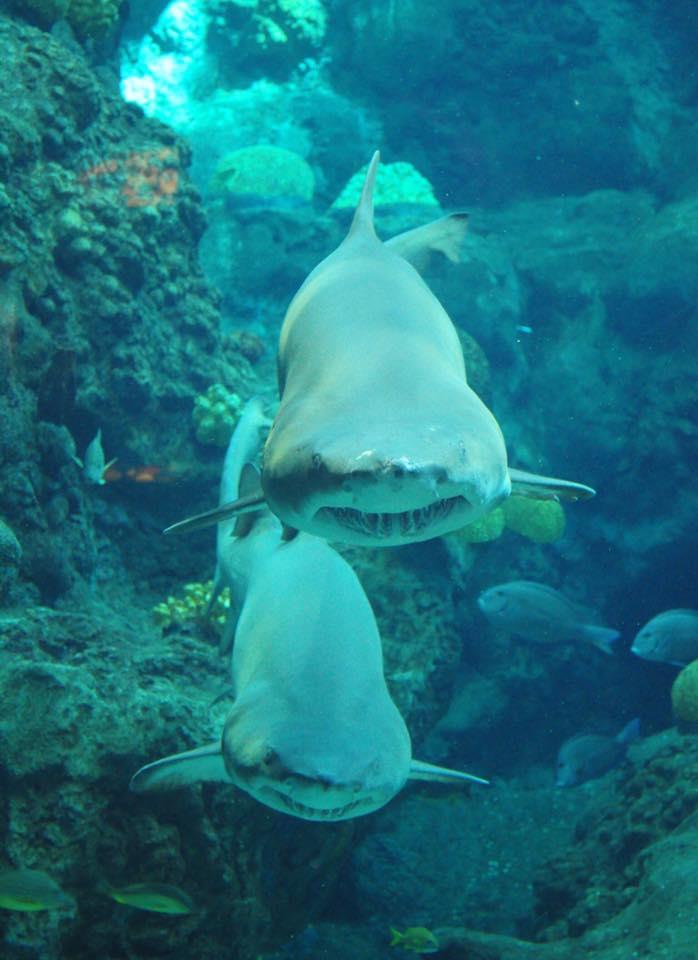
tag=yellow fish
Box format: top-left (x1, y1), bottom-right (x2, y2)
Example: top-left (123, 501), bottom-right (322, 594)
top-left (389, 926), bottom-right (440, 953)
top-left (0, 868), bottom-right (74, 912)
top-left (106, 881), bottom-right (194, 915)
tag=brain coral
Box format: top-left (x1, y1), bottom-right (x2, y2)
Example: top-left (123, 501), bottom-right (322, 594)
top-left (449, 507), bottom-right (505, 544)
top-left (213, 145), bottom-right (315, 202)
top-left (502, 496), bottom-right (566, 543)
top-left (331, 160), bottom-right (440, 210)
top-left (671, 660), bottom-right (698, 725)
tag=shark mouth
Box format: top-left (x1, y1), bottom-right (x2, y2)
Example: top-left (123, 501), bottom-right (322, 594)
top-left (265, 788), bottom-right (369, 821)
top-left (316, 495), bottom-right (464, 539)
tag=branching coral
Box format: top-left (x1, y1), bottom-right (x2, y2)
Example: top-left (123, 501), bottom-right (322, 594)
top-left (152, 581), bottom-right (230, 633)
top-left (192, 384), bottom-right (243, 447)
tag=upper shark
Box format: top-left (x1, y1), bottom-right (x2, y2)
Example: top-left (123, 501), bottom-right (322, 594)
top-left (166, 152), bottom-right (594, 546)
top-left (132, 400), bottom-right (488, 821)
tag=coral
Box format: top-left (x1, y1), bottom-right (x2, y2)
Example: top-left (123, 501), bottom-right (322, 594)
top-left (273, 0), bottom-right (326, 45)
top-left (331, 160), bottom-right (440, 210)
top-left (192, 383), bottom-right (243, 447)
top-left (502, 496), bottom-right (566, 543)
top-left (152, 580), bottom-right (231, 633)
top-left (67, 0), bottom-right (122, 37)
top-left (449, 507), bottom-right (505, 544)
top-left (212, 145), bottom-right (315, 203)
top-left (671, 660), bottom-right (698, 725)
top-left (15, 0), bottom-right (123, 38)
top-left (207, 0), bottom-right (326, 64)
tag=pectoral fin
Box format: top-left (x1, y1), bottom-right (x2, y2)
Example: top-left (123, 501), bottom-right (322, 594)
top-left (508, 467), bottom-right (596, 501)
top-left (409, 758), bottom-right (489, 786)
top-left (130, 743), bottom-right (231, 792)
top-left (164, 490), bottom-right (266, 535)
top-left (387, 212), bottom-right (469, 271)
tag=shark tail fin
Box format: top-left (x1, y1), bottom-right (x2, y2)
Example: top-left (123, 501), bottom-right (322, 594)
top-left (409, 758), bottom-right (489, 786)
top-left (130, 743), bottom-right (231, 793)
top-left (386, 212), bottom-right (469, 271)
top-left (508, 467), bottom-right (596, 501)
top-left (163, 490), bottom-right (266, 536)
top-left (348, 150), bottom-right (380, 239)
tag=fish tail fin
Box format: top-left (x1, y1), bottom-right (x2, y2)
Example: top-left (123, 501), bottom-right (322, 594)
top-left (389, 928), bottom-right (403, 946)
top-left (580, 624), bottom-right (620, 655)
top-left (616, 717), bottom-right (641, 747)
top-left (349, 150), bottom-right (380, 239)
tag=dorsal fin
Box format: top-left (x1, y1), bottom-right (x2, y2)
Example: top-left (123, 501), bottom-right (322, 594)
top-left (233, 463), bottom-right (264, 537)
top-left (348, 150), bottom-right (380, 240)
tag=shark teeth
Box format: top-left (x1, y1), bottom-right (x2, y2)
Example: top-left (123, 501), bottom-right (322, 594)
top-left (319, 496), bottom-right (461, 539)
top-left (269, 790), bottom-right (365, 820)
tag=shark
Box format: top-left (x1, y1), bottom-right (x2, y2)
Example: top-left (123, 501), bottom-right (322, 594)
top-left (132, 401), bottom-right (488, 821)
top-left (165, 151), bottom-right (594, 546)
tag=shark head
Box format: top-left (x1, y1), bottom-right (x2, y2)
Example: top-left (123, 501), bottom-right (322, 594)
top-left (220, 695), bottom-right (411, 821)
top-left (261, 404), bottom-right (511, 547)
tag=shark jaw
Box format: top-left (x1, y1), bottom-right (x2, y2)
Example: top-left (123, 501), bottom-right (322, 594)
top-left (265, 466), bottom-right (511, 547)
top-left (227, 752), bottom-right (401, 822)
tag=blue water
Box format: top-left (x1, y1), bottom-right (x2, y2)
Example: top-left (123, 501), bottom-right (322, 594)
top-left (1, 0), bottom-right (697, 957)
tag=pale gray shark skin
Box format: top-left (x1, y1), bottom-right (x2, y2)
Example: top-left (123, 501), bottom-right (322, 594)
top-left (163, 153), bottom-right (594, 545)
top-left (133, 402), bottom-right (488, 821)
top-left (262, 151), bottom-right (511, 545)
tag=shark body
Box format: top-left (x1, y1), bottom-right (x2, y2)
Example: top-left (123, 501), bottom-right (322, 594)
top-left (165, 152), bottom-right (594, 545)
top-left (132, 402), bottom-right (487, 821)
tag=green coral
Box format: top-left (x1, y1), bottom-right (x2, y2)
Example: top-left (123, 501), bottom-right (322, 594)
top-left (331, 161), bottom-right (440, 210)
top-left (153, 581), bottom-right (231, 634)
top-left (210, 0), bottom-right (326, 48)
top-left (274, 0), bottom-right (326, 44)
top-left (451, 507), bottom-right (505, 544)
top-left (212, 145), bottom-right (315, 202)
top-left (671, 660), bottom-right (698, 726)
top-left (17, 0), bottom-right (123, 37)
top-left (502, 496), bottom-right (566, 543)
top-left (67, 0), bottom-right (122, 36)
top-left (192, 384), bottom-right (243, 447)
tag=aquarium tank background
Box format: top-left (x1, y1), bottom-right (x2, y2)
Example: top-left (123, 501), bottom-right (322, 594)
top-left (0, 0), bottom-right (697, 957)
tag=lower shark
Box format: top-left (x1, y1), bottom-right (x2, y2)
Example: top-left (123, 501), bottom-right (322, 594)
top-left (132, 401), bottom-right (488, 821)
top-left (165, 152), bottom-right (594, 546)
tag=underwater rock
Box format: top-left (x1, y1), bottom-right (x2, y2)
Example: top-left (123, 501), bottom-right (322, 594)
top-left (531, 729), bottom-right (698, 939)
top-left (0, 12), bottom-right (259, 600)
top-left (0, 518), bottom-right (22, 601)
top-left (0, 597), bottom-right (355, 958)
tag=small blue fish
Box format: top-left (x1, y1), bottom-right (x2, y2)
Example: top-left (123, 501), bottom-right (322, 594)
top-left (477, 580), bottom-right (619, 655)
top-left (631, 609), bottom-right (698, 667)
top-left (556, 718), bottom-right (640, 787)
